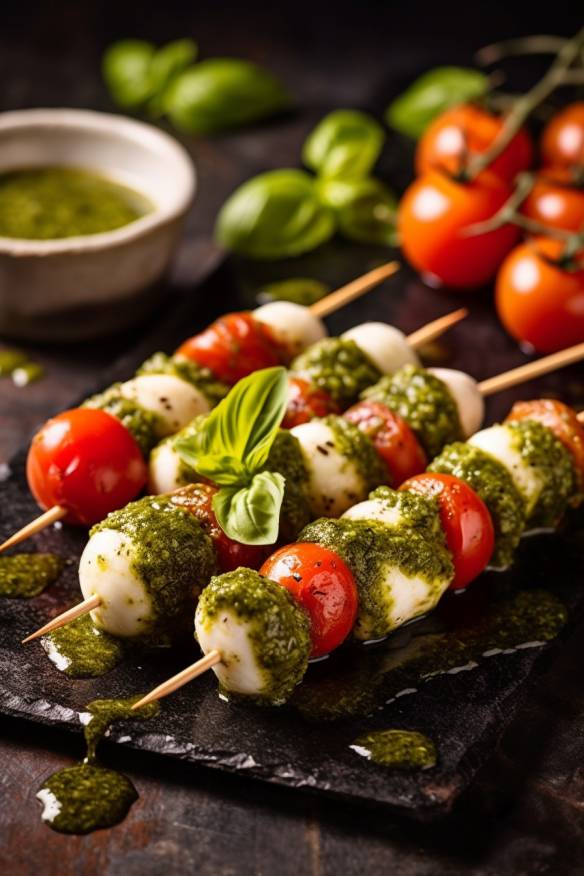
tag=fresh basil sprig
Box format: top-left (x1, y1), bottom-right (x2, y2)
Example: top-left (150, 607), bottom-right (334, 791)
top-left (102, 40), bottom-right (157, 109)
top-left (174, 367), bottom-right (288, 545)
top-left (317, 177), bottom-right (398, 246)
top-left (302, 109), bottom-right (385, 179)
top-left (385, 67), bottom-right (489, 138)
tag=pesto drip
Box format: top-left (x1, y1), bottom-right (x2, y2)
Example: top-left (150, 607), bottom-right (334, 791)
top-left (361, 365), bottom-right (462, 458)
top-left (0, 348), bottom-right (44, 386)
top-left (37, 695), bottom-right (159, 835)
top-left (0, 553), bottom-right (62, 598)
top-left (325, 415), bottom-right (387, 492)
top-left (139, 352), bottom-right (228, 407)
top-left (429, 442), bottom-right (526, 570)
top-left (83, 386), bottom-right (160, 456)
top-left (351, 729), bottom-right (437, 770)
top-left (42, 614), bottom-right (125, 677)
top-left (291, 337), bottom-right (381, 406)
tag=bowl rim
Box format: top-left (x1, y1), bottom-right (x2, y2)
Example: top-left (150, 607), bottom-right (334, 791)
top-left (0, 108), bottom-right (196, 256)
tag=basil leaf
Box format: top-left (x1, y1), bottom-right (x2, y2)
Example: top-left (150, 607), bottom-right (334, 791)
top-left (213, 471), bottom-right (285, 545)
top-left (303, 109), bottom-right (385, 179)
top-left (256, 278), bottom-right (329, 307)
top-left (385, 67), bottom-right (489, 139)
top-left (162, 58), bottom-right (290, 134)
top-left (148, 39), bottom-right (198, 114)
top-left (216, 169), bottom-right (336, 259)
top-left (102, 40), bottom-right (156, 108)
top-left (317, 177), bottom-right (398, 246)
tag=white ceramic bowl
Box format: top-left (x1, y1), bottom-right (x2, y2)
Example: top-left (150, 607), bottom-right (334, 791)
top-left (0, 108), bottom-right (196, 341)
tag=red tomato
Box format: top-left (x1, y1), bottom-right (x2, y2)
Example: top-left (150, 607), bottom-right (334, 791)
top-left (541, 103), bottom-right (584, 171)
top-left (416, 104), bottom-right (533, 183)
top-left (344, 400), bottom-right (426, 486)
top-left (176, 312), bottom-right (284, 384)
top-left (170, 483), bottom-right (269, 573)
top-left (505, 399), bottom-right (584, 490)
top-left (401, 472), bottom-right (494, 590)
top-left (260, 543), bottom-right (358, 658)
top-left (26, 408), bottom-right (147, 526)
top-left (398, 170), bottom-right (520, 289)
top-left (282, 376), bottom-right (339, 428)
top-left (521, 168), bottom-right (584, 233)
top-left (495, 237), bottom-right (584, 353)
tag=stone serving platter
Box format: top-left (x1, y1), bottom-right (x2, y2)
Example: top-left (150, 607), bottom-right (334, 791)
top-left (1, 259), bottom-right (583, 820)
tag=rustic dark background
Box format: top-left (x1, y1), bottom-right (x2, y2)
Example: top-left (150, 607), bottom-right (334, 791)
top-left (1, 1), bottom-right (584, 873)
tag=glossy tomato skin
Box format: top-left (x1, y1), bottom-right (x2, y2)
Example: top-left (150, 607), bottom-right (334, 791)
top-left (176, 311), bottom-right (284, 384)
top-left (495, 237), bottom-right (584, 353)
top-left (344, 399), bottom-right (426, 486)
top-left (170, 483), bottom-right (269, 573)
top-left (401, 472), bottom-right (495, 590)
top-left (505, 399), bottom-right (584, 491)
top-left (416, 104), bottom-right (533, 183)
top-left (260, 543), bottom-right (358, 658)
top-left (26, 408), bottom-right (147, 526)
top-left (398, 170), bottom-right (520, 289)
top-left (282, 376), bottom-right (340, 428)
top-left (521, 168), bottom-right (584, 233)
top-left (541, 103), bottom-right (584, 170)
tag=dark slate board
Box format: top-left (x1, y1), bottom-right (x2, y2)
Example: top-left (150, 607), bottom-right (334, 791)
top-left (1, 260), bottom-right (584, 820)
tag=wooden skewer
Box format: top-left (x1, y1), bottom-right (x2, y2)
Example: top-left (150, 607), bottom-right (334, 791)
top-left (0, 504), bottom-right (67, 555)
top-left (309, 260), bottom-right (399, 317)
top-left (406, 308), bottom-right (467, 349)
top-left (479, 341), bottom-right (584, 397)
top-left (131, 650), bottom-right (222, 710)
top-left (21, 594), bottom-right (101, 644)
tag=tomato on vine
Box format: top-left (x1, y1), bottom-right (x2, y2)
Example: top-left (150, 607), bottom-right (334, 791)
top-left (541, 102), bottom-right (584, 171)
top-left (521, 167), bottom-right (584, 233)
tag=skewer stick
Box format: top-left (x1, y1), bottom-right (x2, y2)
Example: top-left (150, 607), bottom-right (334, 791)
top-left (406, 308), bottom-right (468, 349)
top-left (0, 505), bottom-right (66, 554)
top-left (131, 650), bottom-right (222, 710)
top-left (309, 260), bottom-right (400, 317)
top-left (479, 341), bottom-right (584, 397)
top-left (21, 594), bottom-right (101, 644)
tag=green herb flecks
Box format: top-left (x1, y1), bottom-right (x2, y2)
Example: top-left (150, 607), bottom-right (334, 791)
top-left (0, 553), bottom-right (62, 598)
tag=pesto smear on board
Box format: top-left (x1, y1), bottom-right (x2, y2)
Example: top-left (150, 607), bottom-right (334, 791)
top-left (0, 553), bottom-right (62, 598)
top-left (37, 695), bottom-right (159, 835)
top-left (351, 729), bottom-right (437, 770)
top-left (42, 614), bottom-right (125, 677)
top-left (0, 167), bottom-right (152, 240)
top-left (0, 348), bottom-right (44, 387)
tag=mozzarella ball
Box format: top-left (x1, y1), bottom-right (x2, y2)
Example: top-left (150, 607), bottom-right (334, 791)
top-left (119, 374), bottom-right (210, 437)
top-left (341, 322), bottom-right (418, 375)
top-left (428, 368), bottom-right (484, 438)
top-left (253, 302), bottom-right (327, 358)
top-left (469, 425), bottom-right (543, 516)
top-left (148, 440), bottom-right (186, 494)
top-left (343, 498), bottom-right (404, 528)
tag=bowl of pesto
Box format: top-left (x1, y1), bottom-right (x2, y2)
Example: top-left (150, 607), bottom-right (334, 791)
top-left (0, 108), bottom-right (195, 341)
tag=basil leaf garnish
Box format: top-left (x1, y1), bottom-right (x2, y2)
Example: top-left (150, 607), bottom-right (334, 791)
top-left (148, 39), bottom-right (198, 115)
top-left (303, 109), bottom-right (385, 179)
top-left (213, 472), bottom-right (285, 545)
top-left (318, 177), bottom-right (398, 246)
top-left (256, 278), bottom-right (329, 307)
top-left (385, 67), bottom-right (489, 138)
top-left (102, 40), bottom-right (156, 108)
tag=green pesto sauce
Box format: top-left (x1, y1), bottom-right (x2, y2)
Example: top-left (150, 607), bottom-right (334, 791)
top-left (291, 337), bottom-right (381, 406)
top-left (507, 420), bottom-right (575, 529)
top-left (197, 568), bottom-right (311, 705)
top-left (37, 695), bottom-right (159, 835)
top-left (262, 429), bottom-right (312, 541)
top-left (430, 442), bottom-right (526, 570)
top-left (368, 486), bottom-right (444, 544)
top-left (256, 278), bottom-right (330, 307)
top-left (0, 553), bottom-right (62, 598)
top-left (83, 385), bottom-right (160, 456)
top-left (299, 517), bottom-right (453, 641)
top-left (0, 167), bottom-right (152, 240)
top-left (326, 415), bottom-right (387, 494)
top-left (292, 589), bottom-right (567, 722)
top-left (0, 348), bottom-right (44, 386)
top-left (139, 352), bottom-right (228, 407)
top-left (92, 496), bottom-right (216, 640)
top-left (352, 729), bottom-right (437, 770)
top-left (362, 365), bottom-right (462, 459)
top-left (42, 614), bottom-right (125, 677)
top-left (0, 348), bottom-right (28, 375)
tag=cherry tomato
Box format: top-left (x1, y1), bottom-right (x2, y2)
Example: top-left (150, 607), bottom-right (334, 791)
top-left (170, 483), bottom-right (270, 573)
top-left (398, 169), bottom-right (520, 289)
top-left (495, 237), bottom-right (584, 353)
top-left (261, 543), bottom-right (358, 658)
top-left (416, 104), bottom-right (533, 183)
top-left (521, 168), bottom-right (584, 233)
top-left (541, 103), bottom-right (584, 171)
top-left (176, 312), bottom-right (283, 384)
top-left (26, 408), bottom-right (147, 526)
top-left (400, 472), bottom-right (494, 590)
top-left (505, 399), bottom-right (584, 490)
top-left (344, 400), bottom-right (426, 486)
top-left (282, 376), bottom-right (339, 428)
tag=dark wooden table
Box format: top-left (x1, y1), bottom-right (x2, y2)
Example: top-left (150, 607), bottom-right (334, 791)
top-left (2, 3), bottom-right (584, 873)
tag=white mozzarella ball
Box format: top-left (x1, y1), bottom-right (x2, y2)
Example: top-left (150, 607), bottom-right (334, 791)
top-left (343, 498), bottom-right (405, 528)
top-left (119, 374), bottom-right (210, 437)
top-left (290, 420), bottom-right (367, 517)
top-left (148, 441), bottom-right (185, 494)
top-left (428, 368), bottom-right (484, 438)
top-left (79, 529), bottom-right (153, 638)
top-left (469, 425), bottom-right (543, 515)
top-left (341, 322), bottom-right (418, 375)
top-left (253, 301), bottom-right (326, 358)
top-left (195, 607), bottom-right (265, 697)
